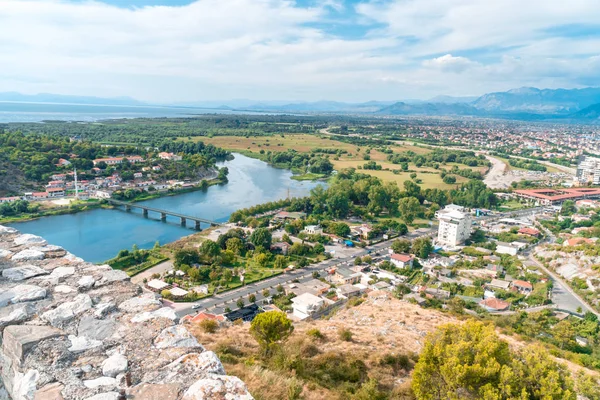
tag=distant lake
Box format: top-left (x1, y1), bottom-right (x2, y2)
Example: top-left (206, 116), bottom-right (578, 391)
top-left (8, 154), bottom-right (324, 263)
top-left (0, 101), bottom-right (271, 123)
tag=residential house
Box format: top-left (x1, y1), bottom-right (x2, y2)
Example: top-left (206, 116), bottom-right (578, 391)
top-left (334, 268), bottom-right (361, 285)
top-left (495, 242), bottom-right (519, 256)
top-left (181, 312), bottom-right (226, 324)
top-left (158, 152), bottom-right (183, 161)
top-left (564, 237), bottom-right (595, 247)
top-left (424, 287), bottom-right (451, 299)
top-left (133, 172), bottom-right (143, 179)
top-left (518, 227), bottom-right (541, 237)
top-left (270, 242), bottom-right (291, 255)
top-left (146, 279), bottom-right (170, 292)
top-left (291, 293), bottom-right (324, 320)
top-left (512, 280), bottom-right (533, 294)
top-left (487, 279), bottom-right (511, 292)
top-left (336, 284), bottom-right (361, 298)
top-left (56, 158), bottom-right (71, 167)
top-left (0, 196), bottom-right (21, 203)
top-left (485, 264), bottom-right (504, 276)
top-left (390, 253), bottom-right (414, 269)
top-left (304, 225), bottom-right (323, 235)
top-left (46, 188), bottom-right (65, 198)
top-left (479, 298), bottom-right (510, 312)
top-left (169, 287), bottom-right (189, 299)
top-left (51, 174), bottom-right (67, 181)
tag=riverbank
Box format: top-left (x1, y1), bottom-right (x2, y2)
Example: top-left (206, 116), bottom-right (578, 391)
top-left (0, 199), bottom-right (106, 224)
top-left (232, 149), bottom-right (331, 182)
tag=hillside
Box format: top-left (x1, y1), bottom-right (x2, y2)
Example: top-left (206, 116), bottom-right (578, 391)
top-left (376, 101), bottom-right (479, 116)
top-left (187, 292), bottom-right (600, 399)
top-left (572, 102), bottom-right (600, 120)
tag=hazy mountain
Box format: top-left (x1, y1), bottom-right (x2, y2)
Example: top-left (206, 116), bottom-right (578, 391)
top-left (377, 102), bottom-right (479, 116)
top-left (472, 87), bottom-right (600, 114)
top-left (427, 95), bottom-right (478, 104)
top-left (239, 100), bottom-right (397, 113)
top-left (571, 103), bottom-right (600, 120)
top-left (0, 92), bottom-right (144, 106)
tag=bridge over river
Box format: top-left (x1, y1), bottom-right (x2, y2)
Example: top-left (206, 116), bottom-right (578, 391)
top-left (107, 198), bottom-right (221, 229)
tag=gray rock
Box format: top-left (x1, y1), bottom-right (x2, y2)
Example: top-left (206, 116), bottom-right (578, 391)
top-left (182, 374), bottom-right (253, 400)
top-left (78, 275), bottom-right (96, 290)
top-left (78, 316), bottom-right (117, 341)
top-left (95, 269), bottom-right (129, 286)
top-left (68, 335), bottom-right (103, 353)
top-left (14, 233), bottom-right (47, 246)
top-left (41, 294), bottom-right (92, 326)
top-left (11, 249), bottom-right (45, 262)
top-left (0, 249), bottom-right (12, 258)
top-left (83, 377), bottom-right (117, 389)
top-left (83, 393), bottom-right (120, 400)
top-left (102, 353), bottom-right (128, 378)
top-left (118, 294), bottom-right (161, 313)
top-left (2, 265), bottom-right (49, 281)
top-left (2, 325), bottom-right (64, 362)
top-left (94, 302), bottom-right (116, 318)
top-left (11, 369), bottom-right (40, 400)
top-left (131, 307), bottom-right (178, 323)
top-left (50, 266), bottom-right (76, 280)
top-left (54, 285), bottom-right (76, 294)
top-left (0, 225), bottom-right (17, 235)
top-left (165, 351), bottom-right (225, 376)
top-left (154, 325), bottom-right (203, 350)
top-left (0, 284), bottom-right (46, 307)
top-left (0, 303), bottom-right (36, 327)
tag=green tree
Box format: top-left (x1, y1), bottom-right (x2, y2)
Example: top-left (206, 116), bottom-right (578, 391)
top-left (174, 248), bottom-right (199, 267)
top-left (274, 255), bottom-right (287, 269)
top-left (249, 311), bottom-right (294, 356)
top-left (226, 237), bottom-right (244, 255)
top-left (250, 227), bottom-right (272, 249)
top-left (354, 256), bottom-right (362, 265)
top-left (253, 252), bottom-right (269, 268)
top-left (330, 222), bottom-right (351, 237)
top-left (391, 238), bottom-right (411, 253)
top-left (398, 196), bottom-right (421, 224)
top-left (411, 237), bottom-right (433, 259)
top-left (200, 239), bottom-right (221, 258)
top-left (236, 299), bottom-right (245, 308)
top-left (249, 294), bottom-right (256, 303)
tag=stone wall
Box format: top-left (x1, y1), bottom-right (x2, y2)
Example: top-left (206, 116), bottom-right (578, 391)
top-left (0, 226), bottom-right (253, 400)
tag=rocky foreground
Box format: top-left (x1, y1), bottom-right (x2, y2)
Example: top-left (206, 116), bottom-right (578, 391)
top-left (0, 225), bottom-right (253, 400)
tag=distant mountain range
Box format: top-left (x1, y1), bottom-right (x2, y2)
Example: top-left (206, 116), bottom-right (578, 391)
top-left (3, 87), bottom-right (600, 121)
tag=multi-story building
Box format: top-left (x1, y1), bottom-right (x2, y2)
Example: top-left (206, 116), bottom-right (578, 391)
top-left (576, 155), bottom-right (600, 185)
top-left (436, 204), bottom-right (472, 247)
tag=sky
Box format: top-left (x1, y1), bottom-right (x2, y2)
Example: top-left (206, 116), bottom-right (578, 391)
top-left (1, 0), bottom-right (600, 103)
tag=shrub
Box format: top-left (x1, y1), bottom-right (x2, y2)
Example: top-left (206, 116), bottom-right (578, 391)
top-left (199, 319), bottom-right (219, 334)
top-left (306, 328), bottom-right (324, 340)
top-left (338, 328), bottom-right (353, 342)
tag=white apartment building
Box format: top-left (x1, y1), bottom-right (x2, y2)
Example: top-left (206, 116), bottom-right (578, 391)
top-left (436, 204), bottom-right (472, 247)
top-left (291, 292), bottom-right (324, 320)
top-left (576, 155), bottom-right (600, 185)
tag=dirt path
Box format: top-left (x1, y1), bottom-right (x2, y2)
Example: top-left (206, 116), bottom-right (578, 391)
top-left (482, 154), bottom-right (511, 189)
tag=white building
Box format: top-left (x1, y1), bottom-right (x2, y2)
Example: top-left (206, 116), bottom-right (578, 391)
top-left (304, 225), bottom-right (323, 235)
top-left (390, 253), bottom-right (414, 269)
top-left (495, 242), bottom-right (519, 256)
top-left (291, 292), bottom-right (324, 320)
top-left (436, 204), bottom-right (472, 247)
top-left (576, 155), bottom-right (600, 185)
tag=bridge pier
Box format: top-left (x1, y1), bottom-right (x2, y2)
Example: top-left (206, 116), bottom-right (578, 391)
top-left (161, 213), bottom-right (167, 221)
top-left (180, 217), bottom-right (186, 226)
top-left (143, 209), bottom-right (148, 217)
top-left (195, 220), bottom-right (201, 230)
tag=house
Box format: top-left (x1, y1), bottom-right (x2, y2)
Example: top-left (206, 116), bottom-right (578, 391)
top-left (181, 312), bottom-right (226, 324)
top-left (133, 172), bottom-right (143, 179)
top-left (303, 225), bottom-right (323, 235)
top-left (95, 190), bottom-right (112, 199)
top-left (147, 279), bottom-right (170, 292)
top-left (0, 196), bottom-right (21, 204)
top-left (424, 288), bottom-right (451, 299)
top-left (51, 174), bottom-right (67, 181)
top-left (46, 188), bottom-right (65, 198)
top-left (512, 280), bottom-right (533, 294)
top-left (479, 297), bottom-right (510, 312)
top-left (487, 279), bottom-right (511, 291)
top-left (291, 293), bottom-right (324, 320)
top-left (336, 284), bottom-right (361, 298)
top-left (485, 264), bottom-right (504, 276)
top-left (152, 165), bottom-right (162, 171)
top-left (356, 224), bottom-right (373, 240)
top-left (158, 152), bottom-right (182, 161)
top-left (495, 242), bottom-right (519, 256)
top-left (270, 242), bottom-right (291, 255)
top-left (371, 281), bottom-right (391, 291)
top-left (518, 227), bottom-right (540, 237)
top-left (334, 268), bottom-right (361, 285)
top-left (273, 211), bottom-right (306, 221)
top-left (390, 253), bottom-right (414, 269)
top-left (169, 287), bottom-right (189, 298)
top-left (56, 158), bottom-right (71, 167)
top-left (31, 192), bottom-right (48, 200)
top-left (224, 304), bottom-right (262, 322)
top-left (92, 156), bottom-right (145, 166)
top-left (302, 279), bottom-right (331, 296)
top-left (404, 293), bottom-right (427, 305)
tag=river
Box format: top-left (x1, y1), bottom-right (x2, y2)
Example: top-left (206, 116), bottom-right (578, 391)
top-left (8, 154), bottom-right (324, 263)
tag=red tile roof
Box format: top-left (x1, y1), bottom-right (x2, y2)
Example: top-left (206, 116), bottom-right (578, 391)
top-left (512, 280), bottom-right (533, 290)
top-left (181, 312), bottom-right (225, 323)
top-left (391, 253), bottom-right (413, 262)
top-left (518, 227), bottom-right (540, 236)
top-left (479, 298), bottom-right (510, 311)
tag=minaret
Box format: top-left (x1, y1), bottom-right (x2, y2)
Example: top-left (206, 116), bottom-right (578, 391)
top-left (74, 168), bottom-right (79, 200)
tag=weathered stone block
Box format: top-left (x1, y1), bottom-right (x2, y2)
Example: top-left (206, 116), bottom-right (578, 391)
top-left (2, 325), bottom-right (64, 363)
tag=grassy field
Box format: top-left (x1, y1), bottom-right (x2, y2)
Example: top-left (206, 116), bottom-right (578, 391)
top-left (494, 155), bottom-right (561, 173)
top-left (179, 134), bottom-right (482, 189)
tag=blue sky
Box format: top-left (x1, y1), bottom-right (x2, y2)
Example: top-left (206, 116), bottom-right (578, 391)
top-left (1, 0), bottom-right (599, 103)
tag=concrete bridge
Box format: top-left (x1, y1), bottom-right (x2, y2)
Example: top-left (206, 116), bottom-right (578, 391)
top-left (107, 199), bottom-right (220, 229)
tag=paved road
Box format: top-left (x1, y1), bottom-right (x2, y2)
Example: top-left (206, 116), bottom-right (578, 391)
top-left (175, 227), bottom-right (437, 317)
top-left (131, 260), bottom-right (173, 285)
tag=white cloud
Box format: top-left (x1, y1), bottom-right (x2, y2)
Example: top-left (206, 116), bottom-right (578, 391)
top-left (0, 0), bottom-right (598, 101)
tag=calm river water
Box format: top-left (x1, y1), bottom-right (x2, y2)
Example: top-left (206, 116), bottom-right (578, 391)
top-left (9, 154), bottom-right (323, 262)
